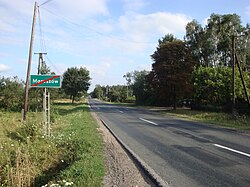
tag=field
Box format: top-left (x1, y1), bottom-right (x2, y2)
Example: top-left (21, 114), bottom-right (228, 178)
top-left (0, 101), bottom-right (104, 187)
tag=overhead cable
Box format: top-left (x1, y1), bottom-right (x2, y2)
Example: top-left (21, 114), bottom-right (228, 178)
top-left (39, 0), bottom-right (54, 7)
top-left (37, 7), bottom-right (47, 52)
top-left (41, 7), bottom-right (156, 45)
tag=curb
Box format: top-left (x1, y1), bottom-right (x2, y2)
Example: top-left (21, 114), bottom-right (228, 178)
top-left (99, 118), bottom-right (169, 187)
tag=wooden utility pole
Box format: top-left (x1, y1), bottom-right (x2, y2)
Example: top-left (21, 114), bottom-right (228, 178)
top-left (231, 35), bottom-right (236, 114)
top-left (235, 54), bottom-right (250, 108)
top-left (23, 1), bottom-right (38, 121)
top-left (35, 52), bottom-right (47, 74)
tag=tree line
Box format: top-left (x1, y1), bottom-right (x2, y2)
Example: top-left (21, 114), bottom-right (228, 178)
top-left (92, 13), bottom-right (250, 113)
top-left (0, 66), bottom-right (90, 111)
top-left (1, 13), bottom-right (249, 113)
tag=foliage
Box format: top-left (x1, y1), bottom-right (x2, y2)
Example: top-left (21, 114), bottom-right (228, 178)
top-left (192, 66), bottom-right (250, 108)
top-left (92, 84), bottom-right (132, 103)
top-left (124, 70), bottom-right (151, 105)
top-left (185, 13), bottom-right (250, 68)
top-left (108, 85), bottom-right (127, 102)
top-left (0, 76), bottom-right (24, 111)
top-left (62, 67), bottom-right (91, 103)
top-left (150, 39), bottom-right (196, 108)
top-left (0, 102), bottom-right (104, 187)
top-left (91, 85), bottom-right (107, 100)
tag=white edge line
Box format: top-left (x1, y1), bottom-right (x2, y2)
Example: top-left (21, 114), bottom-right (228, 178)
top-left (139, 118), bottom-right (159, 126)
top-left (214, 144), bottom-right (250, 158)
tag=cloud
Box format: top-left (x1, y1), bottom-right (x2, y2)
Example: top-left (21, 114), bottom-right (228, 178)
top-left (0, 0), bottom-right (33, 30)
top-left (122, 0), bottom-right (147, 11)
top-left (119, 12), bottom-right (191, 37)
top-left (0, 64), bottom-right (11, 72)
top-left (85, 58), bottom-right (112, 77)
top-left (44, 0), bottom-right (109, 21)
top-left (0, 0), bottom-right (34, 45)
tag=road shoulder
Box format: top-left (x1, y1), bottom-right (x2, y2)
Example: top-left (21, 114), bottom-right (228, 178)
top-left (91, 112), bottom-right (153, 187)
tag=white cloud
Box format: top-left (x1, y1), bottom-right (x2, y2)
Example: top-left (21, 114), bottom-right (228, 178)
top-left (122, 0), bottom-right (147, 11)
top-left (45, 0), bottom-right (109, 21)
top-left (0, 64), bottom-right (11, 72)
top-left (0, 0), bottom-right (34, 45)
top-left (119, 12), bottom-right (191, 37)
top-left (85, 58), bottom-right (112, 77)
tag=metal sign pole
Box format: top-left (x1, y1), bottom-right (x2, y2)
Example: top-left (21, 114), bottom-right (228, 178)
top-left (48, 91), bottom-right (51, 137)
top-left (43, 88), bottom-right (47, 135)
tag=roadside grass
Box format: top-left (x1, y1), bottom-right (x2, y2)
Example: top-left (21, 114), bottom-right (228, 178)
top-left (0, 101), bottom-right (104, 187)
top-left (164, 109), bottom-right (250, 130)
top-left (101, 100), bottom-right (136, 107)
top-left (102, 99), bottom-right (250, 130)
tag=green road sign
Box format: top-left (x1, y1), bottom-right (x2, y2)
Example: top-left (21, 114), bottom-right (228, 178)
top-left (30, 75), bottom-right (61, 88)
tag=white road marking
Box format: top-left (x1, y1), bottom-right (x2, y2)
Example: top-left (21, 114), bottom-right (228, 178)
top-left (214, 144), bottom-right (250, 158)
top-left (118, 110), bottom-right (124, 113)
top-left (139, 118), bottom-right (159, 126)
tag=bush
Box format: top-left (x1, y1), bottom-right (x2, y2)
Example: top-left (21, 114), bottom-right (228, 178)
top-left (0, 76), bottom-right (24, 111)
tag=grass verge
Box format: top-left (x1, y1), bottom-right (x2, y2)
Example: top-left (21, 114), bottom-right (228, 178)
top-left (164, 109), bottom-right (250, 130)
top-left (99, 99), bottom-right (250, 130)
top-left (0, 101), bottom-right (104, 187)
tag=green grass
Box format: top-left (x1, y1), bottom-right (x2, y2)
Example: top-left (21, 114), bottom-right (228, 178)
top-left (104, 99), bottom-right (250, 130)
top-left (164, 109), bottom-right (250, 130)
top-left (0, 101), bottom-right (104, 187)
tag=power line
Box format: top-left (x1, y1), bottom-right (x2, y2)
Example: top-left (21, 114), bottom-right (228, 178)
top-left (37, 7), bottom-right (47, 52)
top-left (40, 6), bottom-right (156, 45)
top-left (39, 0), bottom-right (54, 7)
top-left (45, 55), bottom-right (62, 75)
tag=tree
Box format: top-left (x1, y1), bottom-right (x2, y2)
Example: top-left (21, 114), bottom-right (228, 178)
top-left (123, 72), bottom-right (133, 98)
top-left (192, 66), bottom-right (249, 109)
top-left (124, 70), bottom-right (151, 105)
top-left (185, 13), bottom-right (248, 67)
top-left (107, 85), bottom-right (127, 102)
top-left (92, 84), bottom-right (106, 99)
top-left (62, 67), bottom-right (91, 103)
top-left (0, 76), bottom-right (24, 111)
top-left (158, 33), bottom-right (176, 45)
top-left (150, 39), bottom-right (196, 109)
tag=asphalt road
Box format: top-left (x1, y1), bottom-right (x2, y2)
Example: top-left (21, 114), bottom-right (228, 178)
top-left (89, 99), bottom-right (250, 187)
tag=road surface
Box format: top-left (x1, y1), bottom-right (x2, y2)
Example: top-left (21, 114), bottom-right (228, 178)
top-left (89, 99), bottom-right (250, 187)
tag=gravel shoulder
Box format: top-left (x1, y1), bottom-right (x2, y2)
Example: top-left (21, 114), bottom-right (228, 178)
top-left (91, 112), bottom-right (154, 187)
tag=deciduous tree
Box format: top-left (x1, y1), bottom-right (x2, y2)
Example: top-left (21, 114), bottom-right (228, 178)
top-left (151, 39), bottom-right (196, 109)
top-left (62, 67), bottom-right (90, 103)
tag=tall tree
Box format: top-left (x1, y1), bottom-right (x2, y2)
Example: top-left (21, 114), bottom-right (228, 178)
top-left (158, 33), bottom-right (176, 45)
top-left (124, 70), bottom-right (151, 105)
top-left (92, 84), bottom-right (105, 99)
top-left (185, 13), bottom-right (248, 67)
top-left (151, 40), bottom-right (196, 109)
top-left (62, 67), bottom-right (91, 103)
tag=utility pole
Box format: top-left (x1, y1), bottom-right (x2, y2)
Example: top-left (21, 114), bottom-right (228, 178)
top-left (235, 53), bottom-right (250, 109)
top-left (35, 52), bottom-right (47, 74)
top-left (23, 1), bottom-right (38, 121)
top-left (231, 35), bottom-right (236, 114)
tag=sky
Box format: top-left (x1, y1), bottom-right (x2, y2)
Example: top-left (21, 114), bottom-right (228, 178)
top-left (0, 0), bottom-right (250, 91)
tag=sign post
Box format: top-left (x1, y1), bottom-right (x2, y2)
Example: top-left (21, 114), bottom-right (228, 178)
top-left (30, 74), bottom-right (61, 137)
top-left (30, 75), bottom-right (61, 88)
